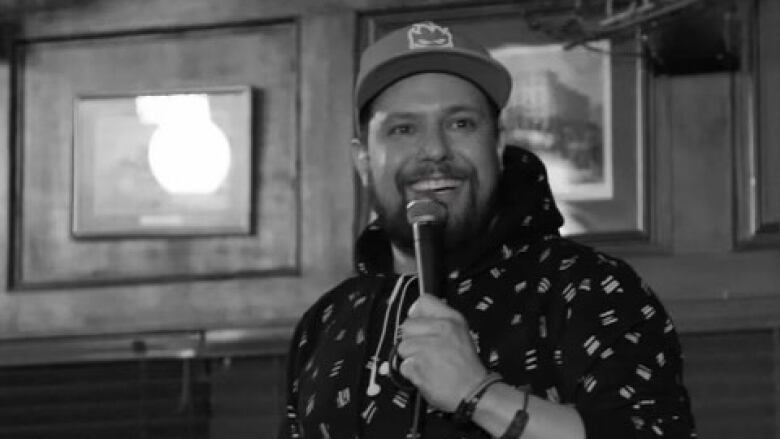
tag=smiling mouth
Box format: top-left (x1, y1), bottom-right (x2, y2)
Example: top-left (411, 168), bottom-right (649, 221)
top-left (409, 178), bottom-right (462, 193)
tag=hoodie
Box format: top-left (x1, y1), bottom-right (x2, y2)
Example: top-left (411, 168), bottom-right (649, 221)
top-left (280, 146), bottom-right (696, 439)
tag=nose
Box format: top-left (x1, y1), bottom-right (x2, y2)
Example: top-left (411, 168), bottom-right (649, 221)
top-left (418, 125), bottom-right (451, 161)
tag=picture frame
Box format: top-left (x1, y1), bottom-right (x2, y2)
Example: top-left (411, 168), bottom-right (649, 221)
top-left (736, 0), bottom-right (780, 248)
top-left (360, 4), bottom-right (650, 242)
top-left (71, 86), bottom-right (253, 238)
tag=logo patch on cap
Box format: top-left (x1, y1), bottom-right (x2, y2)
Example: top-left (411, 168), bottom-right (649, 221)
top-left (407, 22), bottom-right (454, 49)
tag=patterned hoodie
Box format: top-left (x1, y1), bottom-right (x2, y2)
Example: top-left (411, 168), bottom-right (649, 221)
top-left (280, 146), bottom-right (696, 439)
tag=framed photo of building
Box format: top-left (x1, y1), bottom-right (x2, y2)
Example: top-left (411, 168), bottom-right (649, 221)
top-left (360, 4), bottom-right (650, 242)
top-left (491, 41), bottom-right (613, 202)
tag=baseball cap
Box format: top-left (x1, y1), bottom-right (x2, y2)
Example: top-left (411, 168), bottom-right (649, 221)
top-left (355, 21), bottom-right (512, 118)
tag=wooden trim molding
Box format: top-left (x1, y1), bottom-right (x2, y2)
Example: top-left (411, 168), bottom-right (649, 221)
top-left (0, 324), bottom-right (295, 367)
top-left (736, 0), bottom-right (780, 248)
top-left (9, 20), bottom-right (301, 289)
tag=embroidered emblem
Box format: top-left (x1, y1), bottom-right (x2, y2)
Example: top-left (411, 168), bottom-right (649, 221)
top-left (330, 359), bottom-right (344, 377)
top-left (636, 364), bottom-right (652, 381)
top-left (584, 335), bottom-right (600, 356)
top-left (620, 385), bottom-right (636, 400)
top-left (393, 390), bottom-right (410, 409)
top-left (559, 256), bottom-right (578, 271)
top-left (525, 349), bottom-right (538, 370)
top-left (664, 318), bottom-right (675, 333)
top-left (489, 349), bottom-right (500, 367)
top-left (458, 278), bottom-right (473, 294)
top-left (476, 296), bottom-right (494, 311)
top-left (641, 304), bottom-right (657, 320)
top-left (600, 309), bottom-right (618, 326)
top-left (305, 394), bottom-right (316, 416)
top-left (362, 400), bottom-right (378, 423)
top-left (319, 423), bottom-right (331, 439)
top-left (625, 331), bottom-right (641, 344)
top-left (601, 275), bottom-right (623, 294)
top-left (336, 388), bottom-right (350, 408)
top-left (583, 374), bottom-right (597, 393)
top-left (539, 316), bottom-right (547, 338)
top-left (562, 283), bottom-right (576, 302)
top-left (321, 303), bottom-right (334, 323)
top-left (407, 22), bottom-right (454, 49)
top-left (356, 328), bottom-right (365, 345)
top-left (501, 244), bottom-right (513, 259)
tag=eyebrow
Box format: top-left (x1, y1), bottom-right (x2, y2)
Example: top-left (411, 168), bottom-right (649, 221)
top-left (382, 104), bottom-right (484, 120)
top-left (444, 104), bottom-right (484, 115)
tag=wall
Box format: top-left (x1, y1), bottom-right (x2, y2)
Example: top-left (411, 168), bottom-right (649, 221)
top-left (0, 0), bottom-right (776, 340)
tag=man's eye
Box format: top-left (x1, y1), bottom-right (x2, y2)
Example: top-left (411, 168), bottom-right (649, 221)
top-left (450, 118), bottom-right (476, 130)
top-left (388, 124), bottom-right (415, 136)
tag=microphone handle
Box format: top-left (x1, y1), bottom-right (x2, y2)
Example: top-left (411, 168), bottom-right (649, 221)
top-left (412, 221), bottom-right (446, 299)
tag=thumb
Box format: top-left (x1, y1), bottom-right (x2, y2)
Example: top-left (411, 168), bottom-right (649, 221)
top-left (408, 294), bottom-right (461, 320)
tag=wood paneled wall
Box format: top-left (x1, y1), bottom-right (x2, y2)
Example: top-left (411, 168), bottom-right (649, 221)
top-left (0, 0), bottom-right (778, 343)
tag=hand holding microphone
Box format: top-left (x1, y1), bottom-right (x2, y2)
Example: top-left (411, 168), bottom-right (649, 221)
top-left (389, 199), bottom-right (448, 391)
top-left (392, 199), bottom-right (488, 413)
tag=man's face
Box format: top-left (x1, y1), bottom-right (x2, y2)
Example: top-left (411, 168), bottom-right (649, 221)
top-left (353, 72), bottom-right (503, 252)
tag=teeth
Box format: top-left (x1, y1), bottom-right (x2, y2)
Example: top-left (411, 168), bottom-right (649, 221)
top-left (410, 179), bottom-right (460, 191)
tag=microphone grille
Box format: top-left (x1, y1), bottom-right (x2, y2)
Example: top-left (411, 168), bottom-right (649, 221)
top-left (406, 199), bottom-right (448, 224)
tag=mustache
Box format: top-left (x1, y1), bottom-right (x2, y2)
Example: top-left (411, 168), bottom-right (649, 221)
top-left (398, 162), bottom-right (471, 183)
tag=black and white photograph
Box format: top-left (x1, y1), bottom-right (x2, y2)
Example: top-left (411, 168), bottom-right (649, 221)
top-left (0, 1), bottom-right (776, 439)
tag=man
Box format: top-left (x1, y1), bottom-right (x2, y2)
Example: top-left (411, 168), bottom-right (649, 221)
top-left (280, 21), bottom-right (696, 439)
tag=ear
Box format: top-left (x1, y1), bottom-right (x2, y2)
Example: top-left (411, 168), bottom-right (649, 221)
top-left (351, 137), bottom-right (370, 187)
top-left (496, 131), bottom-right (507, 171)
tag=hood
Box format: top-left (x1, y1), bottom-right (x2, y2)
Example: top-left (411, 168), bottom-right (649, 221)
top-left (354, 145), bottom-right (564, 276)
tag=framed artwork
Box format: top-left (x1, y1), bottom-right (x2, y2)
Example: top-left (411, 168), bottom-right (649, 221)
top-left (736, 0), bottom-right (780, 248)
top-left (491, 40), bottom-right (613, 203)
top-left (360, 4), bottom-right (650, 241)
top-left (72, 86), bottom-right (253, 238)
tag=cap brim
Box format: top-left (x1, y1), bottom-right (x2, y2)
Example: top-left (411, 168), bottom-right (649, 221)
top-left (355, 49), bottom-right (512, 114)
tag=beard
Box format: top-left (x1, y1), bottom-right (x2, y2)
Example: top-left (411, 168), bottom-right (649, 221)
top-left (368, 161), bottom-right (498, 255)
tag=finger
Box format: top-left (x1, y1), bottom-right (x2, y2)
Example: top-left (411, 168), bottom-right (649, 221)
top-left (401, 316), bottom-right (455, 337)
top-left (408, 295), bottom-right (464, 322)
top-left (397, 334), bottom-right (440, 358)
top-left (398, 356), bottom-right (423, 387)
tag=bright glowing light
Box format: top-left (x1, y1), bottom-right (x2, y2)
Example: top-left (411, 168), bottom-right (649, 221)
top-left (136, 94), bottom-right (231, 194)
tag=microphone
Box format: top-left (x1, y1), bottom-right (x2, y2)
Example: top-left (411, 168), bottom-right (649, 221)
top-left (406, 199), bottom-right (448, 298)
top-left (388, 199), bottom-right (450, 390)
top-left (394, 200), bottom-right (448, 438)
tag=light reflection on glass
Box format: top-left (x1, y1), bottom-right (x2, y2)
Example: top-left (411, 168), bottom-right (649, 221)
top-left (135, 94), bottom-right (232, 195)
